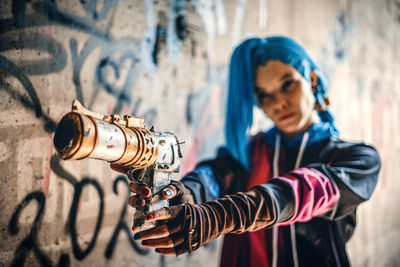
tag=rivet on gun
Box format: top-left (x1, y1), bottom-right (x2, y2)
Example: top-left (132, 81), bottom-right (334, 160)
top-left (159, 140), bottom-right (165, 145)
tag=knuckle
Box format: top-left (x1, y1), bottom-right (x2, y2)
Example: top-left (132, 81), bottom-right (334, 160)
top-left (158, 207), bottom-right (170, 217)
top-left (165, 207), bottom-right (172, 216)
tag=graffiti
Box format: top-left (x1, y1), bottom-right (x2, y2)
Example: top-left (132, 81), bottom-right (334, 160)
top-left (0, 31), bottom-right (68, 75)
top-left (0, 0), bottom-right (306, 265)
top-left (0, 24), bottom-right (67, 131)
top-left (8, 191), bottom-right (70, 267)
top-left (41, 0), bottom-right (113, 40)
top-left (50, 155), bottom-right (78, 187)
top-left (79, 0), bottom-right (119, 21)
top-left (69, 178), bottom-right (104, 260)
top-left (1, 0), bottom-right (158, 120)
top-left (175, 1), bottom-right (189, 41)
top-left (152, 11), bottom-right (168, 66)
top-left (96, 52), bottom-right (138, 112)
top-left (7, 155), bottom-right (149, 266)
top-left (0, 77), bottom-right (57, 132)
top-left (0, 56), bottom-right (43, 117)
top-left (105, 176), bottom-right (150, 257)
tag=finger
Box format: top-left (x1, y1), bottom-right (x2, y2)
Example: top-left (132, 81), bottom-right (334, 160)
top-left (131, 225), bottom-right (139, 232)
top-left (146, 204), bottom-right (184, 223)
top-left (157, 243), bottom-right (189, 256)
top-left (134, 224), bottom-right (170, 240)
top-left (128, 195), bottom-right (145, 208)
top-left (156, 247), bottom-right (176, 256)
top-left (142, 237), bottom-right (173, 248)
top-left (145, 207), bottom-right (174, 223)
top-left (129, 183), bottom-right (151, 198)
top-left (110, 163), bottom-right (131, 174)
top-left (161, 184), bottom-right (178, 200)
top-left (142, 233), bottom-right (184, 248)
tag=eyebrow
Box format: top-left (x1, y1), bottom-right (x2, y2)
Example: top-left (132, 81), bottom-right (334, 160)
top-left (280, 73), bottom-right (295, 81)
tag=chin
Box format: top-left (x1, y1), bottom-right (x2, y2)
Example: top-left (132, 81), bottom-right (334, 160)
top-left (278, 123), bottom-right (303, 137)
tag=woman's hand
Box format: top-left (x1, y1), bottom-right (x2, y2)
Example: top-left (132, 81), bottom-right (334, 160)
top-left (132, 205), bottom-right (193, 256)
top-left (111, 162), bottom-right (195, 208)
top-left (110, 162), bottom-right (196, 252)
top-left (131, 187), bottom-right (277, 256)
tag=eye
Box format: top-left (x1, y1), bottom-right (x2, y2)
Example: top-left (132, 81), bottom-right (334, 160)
top-left (256, 92), bottom-right (273, 100)
top-left (256, 92), bottom-right (274, 106)
top-left (281, 80), bottom-right (295, 92)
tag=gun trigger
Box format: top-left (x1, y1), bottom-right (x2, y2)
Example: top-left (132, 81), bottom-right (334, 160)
top-left (149, 126), bottom-right (155, 132)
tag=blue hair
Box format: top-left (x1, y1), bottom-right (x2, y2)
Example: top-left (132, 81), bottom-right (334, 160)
top-left (225, 36), bottom-right (339, 169)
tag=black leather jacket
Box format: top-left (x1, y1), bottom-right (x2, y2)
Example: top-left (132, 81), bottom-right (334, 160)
top-left (182, 136), bottom-right (381, 267)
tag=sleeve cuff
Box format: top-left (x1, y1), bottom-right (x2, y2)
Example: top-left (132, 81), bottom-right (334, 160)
top-left (258, 179), bottom-right (295, 223)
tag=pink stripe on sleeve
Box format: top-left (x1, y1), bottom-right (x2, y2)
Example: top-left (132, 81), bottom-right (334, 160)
top-left (274, 167), bottom-right (340, 226)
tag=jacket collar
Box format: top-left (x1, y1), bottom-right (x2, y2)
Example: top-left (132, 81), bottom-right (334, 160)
top-left (264, 121), bottom-right (338, 148)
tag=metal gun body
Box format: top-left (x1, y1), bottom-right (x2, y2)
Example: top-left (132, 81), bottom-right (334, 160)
top-left (54, 100), bottom-right (182, 229)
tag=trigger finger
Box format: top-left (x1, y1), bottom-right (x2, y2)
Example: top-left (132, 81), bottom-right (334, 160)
top-left (162, 184), bottom-right (178, 199)
top-left (110, 163), bottom-right (130, 174)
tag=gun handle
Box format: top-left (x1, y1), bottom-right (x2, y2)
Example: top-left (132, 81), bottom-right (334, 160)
top-left (129, 168), bottom-right (171, 230)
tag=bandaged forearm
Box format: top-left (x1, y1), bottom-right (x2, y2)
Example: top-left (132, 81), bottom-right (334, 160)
top-left (177, 186), bottom-right (276, 253)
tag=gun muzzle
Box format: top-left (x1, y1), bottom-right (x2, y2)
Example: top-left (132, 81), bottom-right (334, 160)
top-left (53, 100), bottom-right (159, 169)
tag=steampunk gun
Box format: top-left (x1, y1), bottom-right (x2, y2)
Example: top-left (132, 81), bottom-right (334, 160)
top-left (53, 100), bottom-right (183, 229)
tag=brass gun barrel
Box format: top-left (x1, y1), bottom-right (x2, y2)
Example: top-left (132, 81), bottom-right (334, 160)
top-left (53, 100), bottom-right (158, 169)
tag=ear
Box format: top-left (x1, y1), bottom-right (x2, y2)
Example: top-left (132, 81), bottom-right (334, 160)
top-left (310, 70), bottom-right (318, 90)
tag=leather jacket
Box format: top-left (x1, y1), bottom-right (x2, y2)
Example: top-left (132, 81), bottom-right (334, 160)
top-left (182, 134), bottom-right (380, 267)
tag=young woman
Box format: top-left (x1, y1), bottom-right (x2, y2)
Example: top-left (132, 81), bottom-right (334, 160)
top-left (113, 36), bottom-right (381, 267)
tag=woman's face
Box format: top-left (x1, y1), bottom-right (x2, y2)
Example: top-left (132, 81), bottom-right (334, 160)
top-left (255, 60), bottom-right (317, 139)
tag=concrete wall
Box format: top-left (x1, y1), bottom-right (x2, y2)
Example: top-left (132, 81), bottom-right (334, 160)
top-left (0, 0), bottom-right (399, 266)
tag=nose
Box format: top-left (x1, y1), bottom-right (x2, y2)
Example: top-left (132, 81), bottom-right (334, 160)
top-left (272, 95), bottom-right (288, 114)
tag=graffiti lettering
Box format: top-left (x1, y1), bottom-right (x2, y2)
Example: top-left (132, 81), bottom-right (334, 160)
top-left (79, 0), bottom-right (118, 21)
top-left (8, 191), bottom-right (70, 267)
top-left (69, 178), bottom-right (104, 260)
top-left (105, 176), bottom-right (150, 257)
top-left (0, 56), bottom-right (43, 118)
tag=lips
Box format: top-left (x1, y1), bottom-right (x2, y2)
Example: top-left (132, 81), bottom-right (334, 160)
top-left (279, 112), bottom-right (295, 121)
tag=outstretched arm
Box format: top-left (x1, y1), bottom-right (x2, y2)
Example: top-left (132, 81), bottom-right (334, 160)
top-left (131, 142), bottom-right (380, 256)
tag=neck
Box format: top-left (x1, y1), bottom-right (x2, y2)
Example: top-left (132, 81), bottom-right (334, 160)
top-left (283, 112), bottom-right (318, 139)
